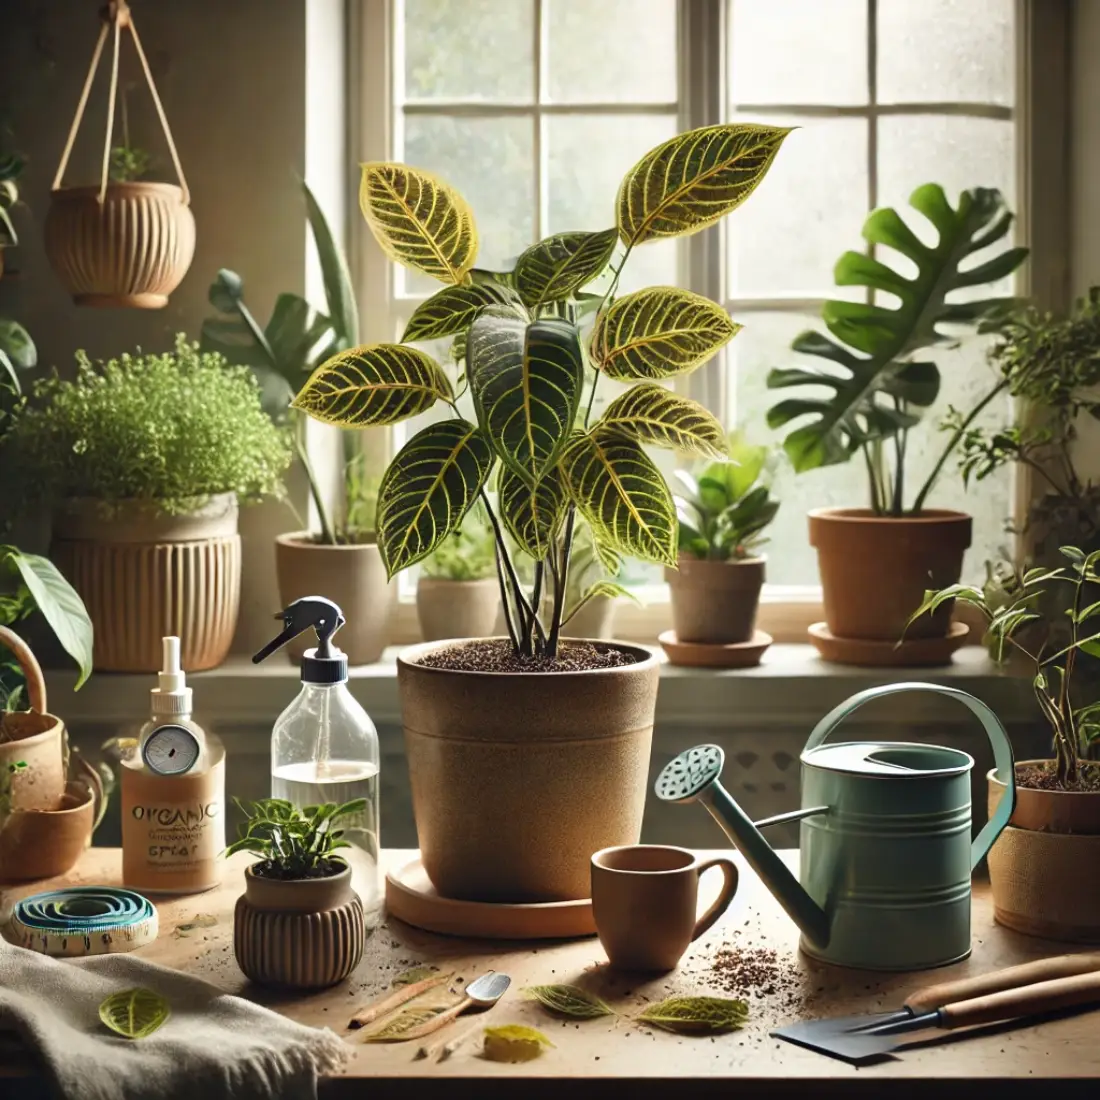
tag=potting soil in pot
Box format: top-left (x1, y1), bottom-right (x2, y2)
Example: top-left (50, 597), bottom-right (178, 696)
top-left (413, 638), bottom-right (638, 673)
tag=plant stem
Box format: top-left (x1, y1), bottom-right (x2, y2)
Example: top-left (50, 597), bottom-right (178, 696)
top-left (584, 246), bottom-right (632, 430)
top-left (546, 507), bottom-right (577, 656)
top-left (493, 538), bottom-right (519, 650)
top-left (891, 411), bottom-right (907, 516)
top-left (477, 487), bottom-right (535, 653)
top-left (861, 444), bottom-right (883, 514)
top-left (294, 422), bottom-right (336, 545)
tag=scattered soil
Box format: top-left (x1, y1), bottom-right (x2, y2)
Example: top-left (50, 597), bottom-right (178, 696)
top-left (1016, 761), bottom-right (1100, 793)
top-left (709, 944), bottom-right (806, 1011)
top-left (414, 638), bottom-right (638, 674)
top-left (251, 858), bottom-right (345, 881)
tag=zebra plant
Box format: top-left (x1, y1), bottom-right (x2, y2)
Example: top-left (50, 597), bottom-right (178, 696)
top-left (294, 123), bottom-right (790, 658)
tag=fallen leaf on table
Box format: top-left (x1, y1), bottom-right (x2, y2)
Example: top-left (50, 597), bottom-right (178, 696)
top-left (483, 1024), bottom-right (553, 1063)
top-left (391, 965), bottom-right (439, 987)
top-left (524, 984), bottom-right (615, 1019)
top-left (173, 913), bottom-right (217, 937)
top-left (636, 996), bottom-right (748, 1034)
top-left (362, 1006), bottom-right (450, 1042)
top-left (99, 989), bottom-right (171, 1040)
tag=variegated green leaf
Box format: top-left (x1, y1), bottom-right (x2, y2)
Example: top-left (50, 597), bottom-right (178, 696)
top-left (469, 313), bottom-right (584, 487)
top-left (560, 429), bottom-right (677, 565)
top-left (599, 383), bottom-right (726, 458)
top-left (359, 162), bottom-right (478, 285)
top-left (402, 282), bottom-right (524, 342)
top-left (617, 123), bottom-right (791, 246)
top-left (292, 343), bottom-right (452, 426)
top-left (500, 466), bottom-right (568, 559)
top-left (376, 419), bottom-right (495, 577)
top-left (514, 229), bottom-right (618, 309)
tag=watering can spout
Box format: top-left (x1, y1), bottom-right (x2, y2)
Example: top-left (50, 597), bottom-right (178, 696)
top-left (655, 745), bottom-right (831, 949)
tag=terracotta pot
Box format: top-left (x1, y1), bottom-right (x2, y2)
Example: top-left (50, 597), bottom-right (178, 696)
top-left (417, 577), bottom-right (499, 642)
top-left (986, 764), bottom-right (1100, 942)
top-left (809, 508), bottom-right (972, 641)
top-left (0, 711), bottom-right (67, 813)
top-left (0, 782), bottom-right (97, 882)
top-left (52, 495), bottom-right (241, 673)
top-left (275, 533), bottom-right (393, 665)
top-left (234, 861), bottom-right (365, 989)
top-left (665, 556), bottom-right (764, 644)
top-left (43, 183), bottom-right (195, 308)
top-left (398, 639), bottom-right (660, 903)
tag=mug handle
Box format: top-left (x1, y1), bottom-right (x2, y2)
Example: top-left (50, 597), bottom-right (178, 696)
top-left (691, 857), bottom-right (739, 941)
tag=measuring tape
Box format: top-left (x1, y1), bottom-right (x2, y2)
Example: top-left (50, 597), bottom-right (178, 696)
top-left (7, 886), bottom-right (158, 957)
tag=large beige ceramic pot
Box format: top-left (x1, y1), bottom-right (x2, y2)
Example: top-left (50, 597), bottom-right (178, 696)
top-left (0, 711), bottom-right (67, 814)
top-left (986, 763), bottom-right (1100, 942)
top-left (52, 494), bottom-right (241, 673)
top-left (275, 533), bottom-right (393, 664)
top-left (666, 556), bottom-right (764, 644)
top-left (44, 183), bottom-right (195, 308)
top-left (398, 640), bottom-right (660, 903)
top-left (416, 577), bottom-right (499, 642)
top-left (234, 860), bottom-right (365, 989)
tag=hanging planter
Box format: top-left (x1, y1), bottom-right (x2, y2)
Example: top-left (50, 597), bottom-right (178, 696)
top-left (43, 0), bottom-right (194, 308)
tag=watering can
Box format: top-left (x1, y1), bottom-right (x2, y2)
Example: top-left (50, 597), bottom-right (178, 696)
top-left (655, 682), bottom-right (1017, 971)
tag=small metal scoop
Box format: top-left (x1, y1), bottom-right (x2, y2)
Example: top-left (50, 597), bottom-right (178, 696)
top-left (404, 971), bottom-right (511, 1045)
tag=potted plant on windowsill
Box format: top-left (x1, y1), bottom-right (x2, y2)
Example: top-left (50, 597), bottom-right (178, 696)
top-left (765, 184), bottom-right (1028, 666)
top-left (664, 432), bottom-right (779, 668)
top-left (911, 548), bottom-right (1100, 942)
top-left (417, 503), bottom-right (498, 642)
top-left (292, 122), bottom-right (789, 903)
top-left (3, 336), bottom-right (291, 672)
top-left (202, 182), bottom-right (394, 665)
top-left (230, 797), bottom-right (367, 990)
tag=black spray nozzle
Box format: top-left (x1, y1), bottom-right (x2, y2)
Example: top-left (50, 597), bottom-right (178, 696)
top-left (252, 596), bottom-right (346, 665)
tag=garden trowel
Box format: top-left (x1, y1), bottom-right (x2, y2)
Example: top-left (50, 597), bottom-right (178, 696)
top-left (772, 952), bottom-right (1100, 1064)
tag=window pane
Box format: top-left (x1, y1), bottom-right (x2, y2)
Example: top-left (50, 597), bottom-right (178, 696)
top-left (877, 0), bottom-right (1014, 106)
top-left (727, 116), bottom-right (867, 299)
top-left (728, 0), bottom-right (868, 106)
top-left (403, 0), bottom-right (535, 101)
top-left (546, 114), bottom-right (679, 291)
top-left (401, 115), bottom-right (535, 293)
top-left (546, 0), bottom-right (677, 103)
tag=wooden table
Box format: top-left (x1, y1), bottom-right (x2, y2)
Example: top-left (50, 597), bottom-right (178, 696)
top-left (2, 849), bottom-right (1099, 1098)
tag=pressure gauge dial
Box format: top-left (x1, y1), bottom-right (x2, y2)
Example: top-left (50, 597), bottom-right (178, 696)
top-left (141, 724), bottom-right (201, 776)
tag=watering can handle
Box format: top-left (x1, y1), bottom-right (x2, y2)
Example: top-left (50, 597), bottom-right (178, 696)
top-left (803, 682), bottom-right (1016, 871)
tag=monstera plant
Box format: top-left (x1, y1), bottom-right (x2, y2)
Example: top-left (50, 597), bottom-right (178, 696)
top-left (762, 184), bottom-right (1029, 664)
top-left (295, 123), bottom-right (789, 660)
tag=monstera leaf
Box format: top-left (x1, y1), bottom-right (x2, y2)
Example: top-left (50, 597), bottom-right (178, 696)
top-left (468, 312), bottom-right (585, 487)
top-left (402, 282), bottom-right (525, 342)
top-left (375, 419), bottom-right (495, 576)
top-left (359, 162), bottom-right (478, 285)
top-left (599, 383), bottom-right (726, 458)
top-left (514, 229), bottom-right (618, 309)
top-left (767, 184), bottom-right (1029, 472)
top-left (617, 123), bottom-right (791, 246)
top-left (499, 466), bottom-right (568, 560)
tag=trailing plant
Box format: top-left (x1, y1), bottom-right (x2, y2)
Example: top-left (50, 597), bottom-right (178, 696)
top-left (674, 433), bottom-right (779, 561)
top-left (226, 796), bottom-right (367, 880)
top-left (766, 184), bottom-right (1028, 516)
top-left (421, 503), bottom-right (496, 581)
top-left (4, 334), bottom-right (291, 516)
top-left (202, 180), bottom-right (366, 545)
top-left (909, 547), bottom-right (1100, 788)
top-left (293, 123), bottom-right (790, 658)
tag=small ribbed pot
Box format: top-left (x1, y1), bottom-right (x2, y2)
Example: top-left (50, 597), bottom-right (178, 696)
top-left (234, 861), bottom-right (365, 990)
top-left (665, 556), bottom-right (765, 644)
top-left (43, 183), bottom-right (196, 308)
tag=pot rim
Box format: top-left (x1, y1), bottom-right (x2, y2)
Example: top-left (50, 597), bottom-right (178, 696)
top-left (987, 760), bottom-right (1100, 795)
top-left (10, 786), bottom-right (93, 817)
top-left (808, 507), bottom-right (972, 525)
top-left (276, 531), bottom-right (379, 551)
top-left (244, 857), bottom-right (351, 886)
top-left (397, 637), bottom-right (659, 679)
top-left (49, 181), bottom-right (189, 201)
top-left (0, 713), bottom-right (64, 746)
top-left (417, 574), bottom-right (499, 587)
top-left (672, 554), bottom-right (766, 566)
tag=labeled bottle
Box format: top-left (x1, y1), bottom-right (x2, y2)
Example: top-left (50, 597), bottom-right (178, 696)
top-left (254, 597), bottom-right (381, 927)
top-left (121, 637), bottom-right (226, 894)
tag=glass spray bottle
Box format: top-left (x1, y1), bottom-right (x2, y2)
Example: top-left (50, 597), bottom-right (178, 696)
top-left (253, 597), bottom-right (381, 926)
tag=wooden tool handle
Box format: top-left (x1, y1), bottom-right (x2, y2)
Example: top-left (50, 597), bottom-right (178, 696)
top-left (905, 953), bottom-right (1100, 1013)
top-left (939, 969), bottom-right (1100, 1029)
top-left (389, 997), bottom-right (471, 1042)
top-left (416, 1018), bottom-right (483, 1062)
top-left (347, 972), bottom-right (452, 1029)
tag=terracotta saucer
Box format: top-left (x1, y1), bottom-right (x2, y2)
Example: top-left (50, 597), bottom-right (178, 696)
top-left (808, 621), bottom-right (969, 667)
top-left (385, 856), bottom-right (596, 940)
top-left (658, 629), bottom-right (773, 669)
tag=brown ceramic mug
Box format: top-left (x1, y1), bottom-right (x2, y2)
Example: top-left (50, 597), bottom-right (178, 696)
top-left (591, 845), bottom-right (739, 972)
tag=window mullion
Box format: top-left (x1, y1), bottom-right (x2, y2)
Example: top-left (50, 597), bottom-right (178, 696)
top-left (534, 0), bottom-right (546, 242)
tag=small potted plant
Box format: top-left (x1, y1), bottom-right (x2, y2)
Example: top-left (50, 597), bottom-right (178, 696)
top-left (202, 182), bottom-right (394, 665)
top-left (911, 548), bottom-right (1100, 941)
top-left (4, 336), bottom-right (291, 672)
top-left (229, 797), bottom-right (367, 990)
top-left (766, 184), bottom-right (1028, 665)
top-left (664, 433), bottom-right (779, 668)
top-left (417, 504), bottom-right (498, 642)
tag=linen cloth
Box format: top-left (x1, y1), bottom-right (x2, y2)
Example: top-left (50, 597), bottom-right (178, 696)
top-left (0, 937), bottom-right (348, 1100)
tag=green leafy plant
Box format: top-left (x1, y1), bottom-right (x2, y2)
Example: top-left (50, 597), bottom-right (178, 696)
top-left (909, 547), bottom-right (1100, 789)
top-left (108, 145), bottom-right (153, 183)
top-left (293, 123), bottom-right (790, 658)
top-left (202, 181), bottom-right (366, 544)
top-left (421, 503), bottom-right (496, 581)
top-left (226, 796), bottom-right (367, 879)
top-left (4, 334), bottom-right (291, 516)
top-left (766, 184), bottom-right (1028, 516)
top-left (674, 433), bottom-right (779, 561)
top-left (0, 151), bottom-right (23, 249)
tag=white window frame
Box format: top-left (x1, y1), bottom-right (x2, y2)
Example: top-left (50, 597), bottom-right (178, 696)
top-left (348, 0), bottom-right (1060, 646)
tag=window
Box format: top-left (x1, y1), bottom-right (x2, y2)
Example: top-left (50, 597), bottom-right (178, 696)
top-left (354, 0), bottom-right (1023, 631)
